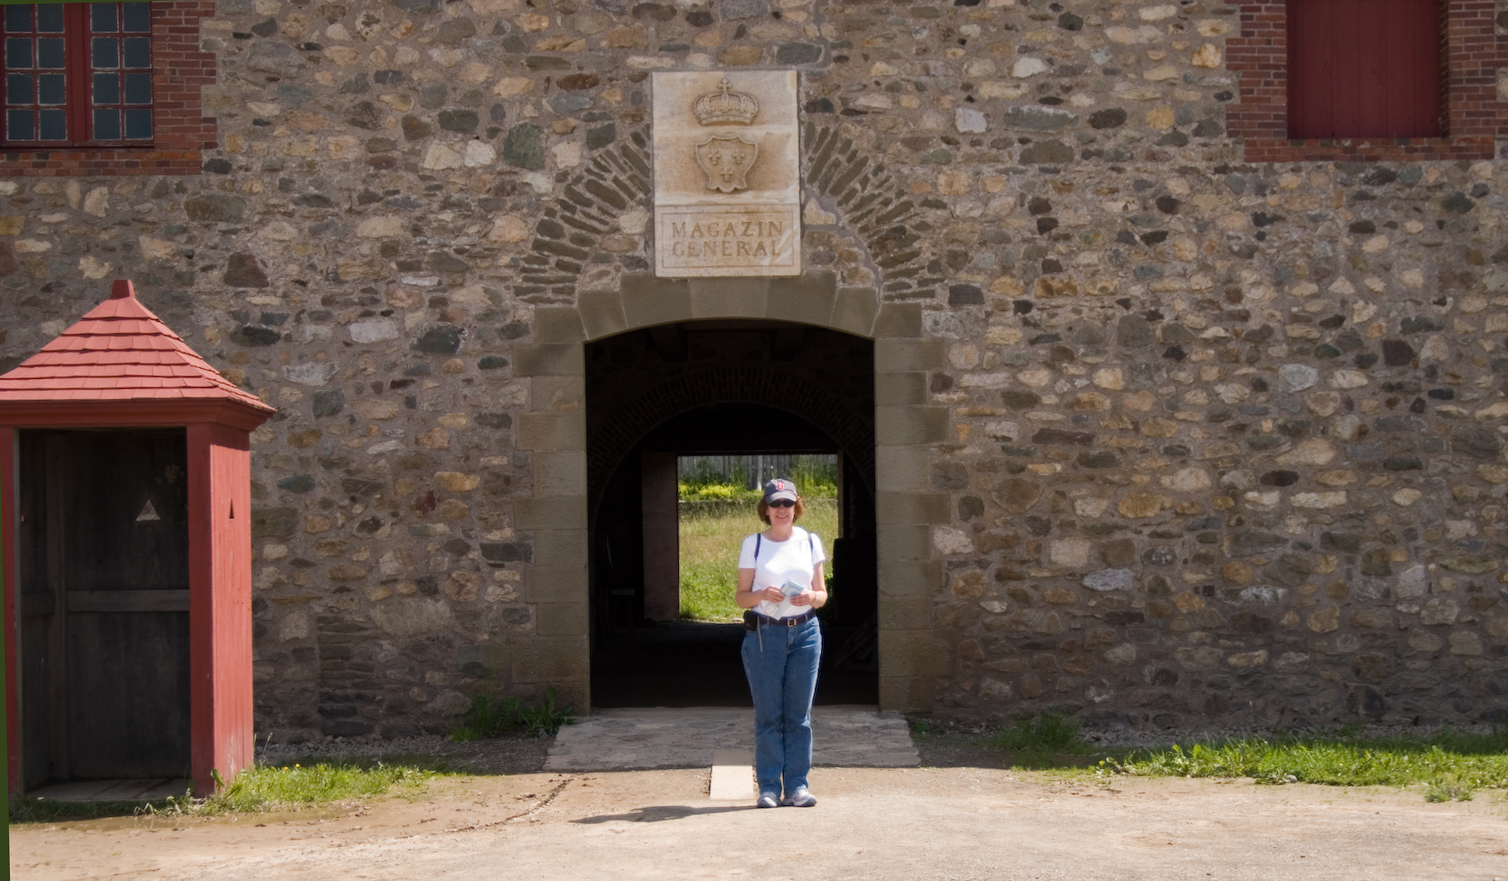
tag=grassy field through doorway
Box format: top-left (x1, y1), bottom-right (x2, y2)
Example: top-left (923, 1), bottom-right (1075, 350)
top-left (679, 493), bottom-right (838, 622)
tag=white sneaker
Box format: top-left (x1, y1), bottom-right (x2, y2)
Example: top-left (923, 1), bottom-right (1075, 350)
top-left (756, 791), bottom-right (779, 808)
top-left (782, 787), bottom-right (816, 807)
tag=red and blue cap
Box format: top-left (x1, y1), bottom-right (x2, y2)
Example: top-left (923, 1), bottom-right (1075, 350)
top-left (762, 478), bottom-right (798, 504)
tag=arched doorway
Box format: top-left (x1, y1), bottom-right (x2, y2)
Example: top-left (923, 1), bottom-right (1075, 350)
top-left (584, 321), bottom-right (877, 707)
top-left (512, 269), bottom-right (954, 714)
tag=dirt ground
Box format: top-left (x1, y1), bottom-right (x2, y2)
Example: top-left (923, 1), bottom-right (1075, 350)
top-left (10, 733), bottom-right (1508, 881)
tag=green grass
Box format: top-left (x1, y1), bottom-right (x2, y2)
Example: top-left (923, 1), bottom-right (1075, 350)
top-left (678, 496), bottom-right (838, 621)
top-left (1108, 729), bottom-right (1508, 799)
top-left (946, 714), bottom-right (1508, 802)
top-left (448, 688), bottom-right (574, 741)
top-left (190, 759), bottom-right (442, 814)
top-left (8, 758), bottom-right (449, 823)
top-left (991, 713), bottom-right (1091, 756)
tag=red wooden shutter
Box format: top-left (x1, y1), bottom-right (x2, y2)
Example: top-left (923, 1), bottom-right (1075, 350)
top-left (1288, 0), bottom-right (1442, 139)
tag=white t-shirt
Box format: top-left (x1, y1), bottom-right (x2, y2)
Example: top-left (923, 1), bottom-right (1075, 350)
top-left (738, 526), bottom-right (827, 620)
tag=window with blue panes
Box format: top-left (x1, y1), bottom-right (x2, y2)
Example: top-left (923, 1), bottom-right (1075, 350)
top-left (3, 2), bottom-right (153, 146)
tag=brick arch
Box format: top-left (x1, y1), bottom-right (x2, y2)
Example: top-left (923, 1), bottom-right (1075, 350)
top-left (587, 363), bottom-right (875, 516)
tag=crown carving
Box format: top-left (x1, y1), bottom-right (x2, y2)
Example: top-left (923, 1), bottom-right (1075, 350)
top-left (692, 77), bottom-right (759, 126)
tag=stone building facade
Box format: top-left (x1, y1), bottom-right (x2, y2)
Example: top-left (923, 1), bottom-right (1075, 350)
top-left (2, 0), bottom-right (1507, 741)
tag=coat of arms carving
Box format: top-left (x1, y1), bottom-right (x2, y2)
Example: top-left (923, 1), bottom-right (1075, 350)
top-left (692, 77), bottom-right (760, 193)
top-left (695, 135), bottom-right (758, 194)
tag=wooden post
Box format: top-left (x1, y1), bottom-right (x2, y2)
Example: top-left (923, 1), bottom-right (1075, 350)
top-left (186, 423), bottom-right (254, 797)
top-left (641, 452), bottom-right (680, 622)
top-left (1, 429), bottom-right (11, 879)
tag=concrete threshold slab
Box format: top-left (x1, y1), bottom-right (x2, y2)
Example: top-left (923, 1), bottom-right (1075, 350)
top-left (545, 705), bottom-right (918, 773)
top-left (708, 749), bottom-right (753, 801)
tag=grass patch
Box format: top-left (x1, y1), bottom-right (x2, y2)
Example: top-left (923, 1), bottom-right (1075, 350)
top-left (965, 715), bottom-right (1508, 802)
top-left (9, 758), bottom-right (449, 824)
top-left (190, 759), bottom-right (442, 815)
top-left (678, 495), bottom-right (837, 621)
top-left (991, 713), bottom-right (1089, 756)
top-left (450, 687), bottom-right (576, 741)
top-left (1107, 728), bottom-right (1508, 800)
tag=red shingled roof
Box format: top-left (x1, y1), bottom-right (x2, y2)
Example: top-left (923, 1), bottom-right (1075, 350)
top-left (0, 279), bottom-right (274, 411)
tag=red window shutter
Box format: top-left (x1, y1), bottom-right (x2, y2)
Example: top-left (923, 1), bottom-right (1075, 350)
top-left (1288, 0), bottom-right (1442, 139)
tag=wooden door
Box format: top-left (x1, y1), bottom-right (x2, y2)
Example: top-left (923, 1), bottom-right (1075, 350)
top-left (19, 429), bottom-right (191, 784)
top-left (1288, 0), bottom-right (1442, 139)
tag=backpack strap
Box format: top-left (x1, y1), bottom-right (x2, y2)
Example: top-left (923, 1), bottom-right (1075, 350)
top-left (754, 533), bottom-right (762, 562)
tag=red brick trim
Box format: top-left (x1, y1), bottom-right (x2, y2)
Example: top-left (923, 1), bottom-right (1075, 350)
top-left (0, 1), bottom-right (216, 177)
top-left (1228, 1), bottom-right (1507, 162)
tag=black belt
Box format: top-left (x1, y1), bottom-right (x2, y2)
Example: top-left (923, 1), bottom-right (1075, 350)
top-left (747, 610), bottom-right (816, 628)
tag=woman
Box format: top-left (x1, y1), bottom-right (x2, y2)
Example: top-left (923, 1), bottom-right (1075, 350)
top-left (736, 477), bottom-right (828, 808)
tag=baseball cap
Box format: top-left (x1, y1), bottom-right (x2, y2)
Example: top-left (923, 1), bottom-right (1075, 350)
top-left (762, 478), bottom-right (798, 504)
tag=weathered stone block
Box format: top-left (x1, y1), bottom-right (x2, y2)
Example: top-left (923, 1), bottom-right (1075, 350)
top-left (877, 560), bottom-right (944, 598)
top-left (873, 302), bottom-right (923, 338)
top-left (830, 286), bottom-right (880, 337)
top-left (875, 445), bottom-right (931, 493)
top-left (514, 407), bottom-right (584, 451)
top-left (876, 405), bottom-right (949, 445)
top-left (533, 308), bottom-right (586, 344)
top-left (874, 371), bottom-right (927, 406)
top-left (876, 492), bottom-right (951, 526)
top-left (689, 278), bottom-right (768, 319)
top-left (514, 495), bottom-right (587, 532)
top-left (535, 601), bottom-right (588, 637)
top-left (533, 450), bottom-right (587, 497)
top-left (513, 344), bottom-right (584, 377)
top-left (620, 273), bottom-right (692, 328)
top-left (874, 339), bottom-right (945, 372)
top-left (876, 524), bottom-right (932, 562)
top-left (512, 635), bottom-right (589, 684)
top-left (767, 271), bottom-right (839, 328)
top-left (880, 630), bottom-right (955, 676)
top-left (523, 565), bottom-right (589, 604)
top-left (577, 290), bottom-right (629, 340)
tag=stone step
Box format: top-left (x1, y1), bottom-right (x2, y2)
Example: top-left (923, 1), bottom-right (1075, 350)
top-left (544, 706), bottom-right (919, 773)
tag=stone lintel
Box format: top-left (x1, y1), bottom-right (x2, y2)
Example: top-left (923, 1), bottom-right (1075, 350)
top-left (688, 277), bottom-right (769, 319)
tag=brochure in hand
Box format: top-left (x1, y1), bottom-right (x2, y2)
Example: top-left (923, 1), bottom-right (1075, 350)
top-left (781, 580), bottom-right (806, 598)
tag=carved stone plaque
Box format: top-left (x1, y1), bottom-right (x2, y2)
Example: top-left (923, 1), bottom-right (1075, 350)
top-left (653, 70), bottom-right (800, 278)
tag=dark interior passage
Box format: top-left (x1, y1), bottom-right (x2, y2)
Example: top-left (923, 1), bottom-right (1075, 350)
top-left (586, 321), bottom-right (877, 708)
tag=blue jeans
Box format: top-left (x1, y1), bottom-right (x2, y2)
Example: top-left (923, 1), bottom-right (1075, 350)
top-left (741, 617), bottom-right (821, 797)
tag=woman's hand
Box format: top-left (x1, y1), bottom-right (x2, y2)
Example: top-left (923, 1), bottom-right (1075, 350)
top-left (736, 568), bottom-right (785, 608)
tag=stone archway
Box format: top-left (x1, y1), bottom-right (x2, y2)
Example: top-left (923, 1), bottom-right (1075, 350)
top-left (503, 123), bottom-right (953, 714)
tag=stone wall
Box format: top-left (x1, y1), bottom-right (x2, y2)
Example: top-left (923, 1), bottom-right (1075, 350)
top-left (0, 0), bottom-right (1505, 739)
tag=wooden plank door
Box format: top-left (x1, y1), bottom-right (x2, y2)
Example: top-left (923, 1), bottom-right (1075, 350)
top-left (19, 430), bottom-right (191, 783)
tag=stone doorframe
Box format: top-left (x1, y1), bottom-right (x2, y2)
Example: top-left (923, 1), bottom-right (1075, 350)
top-left (510, 269), bottom-right (953, 713)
